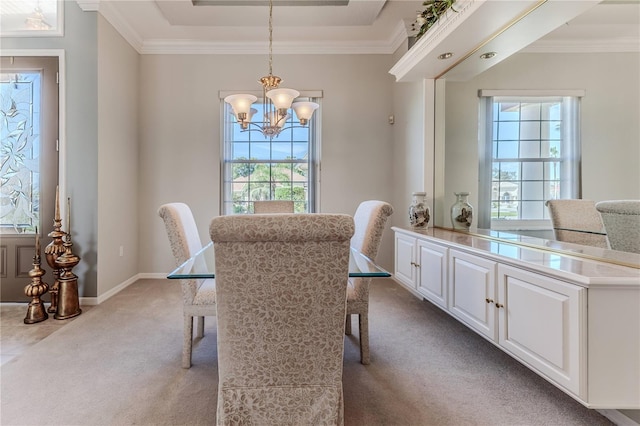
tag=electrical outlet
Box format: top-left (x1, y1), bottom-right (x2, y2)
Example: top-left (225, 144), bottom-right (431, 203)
top-left (119, 246), bottom-right (124, 257)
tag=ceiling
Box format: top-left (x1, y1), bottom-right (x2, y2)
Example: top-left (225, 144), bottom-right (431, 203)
top-left (81, 0), bottom-right (638, 55)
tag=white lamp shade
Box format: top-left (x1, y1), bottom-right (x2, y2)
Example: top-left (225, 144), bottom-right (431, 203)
top-left (224, 94), bottom-right (257, 115)
top-left (266, 88), bottom-right (300, 109)
top-left (266, 111), bottom-right (289, 128)
top-left (292, 102), bottom-right (319, 121)
top-left (246, 108), bottom-right (258, 122)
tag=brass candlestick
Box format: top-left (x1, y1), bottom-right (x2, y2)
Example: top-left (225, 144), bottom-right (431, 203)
top-left (45, 185), bottom-right (66, 314)
top-left (53, 197), bottom-right (82, 320)
top-left (24, 229), bottom-right (49, 324)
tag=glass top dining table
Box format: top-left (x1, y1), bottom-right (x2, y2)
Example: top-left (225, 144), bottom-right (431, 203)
top-left (167, 241), bottom-right (391, 279)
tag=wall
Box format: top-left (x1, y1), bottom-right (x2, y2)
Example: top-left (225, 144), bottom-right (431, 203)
top-left (138, 53), bottom-right (398, 273)
top-left (444, 52), bottom-right (640, 216)
top-left (390, 40), bottom-right (436, 235)
top-left (97, 14), bottom-right (140, 298)
top-left (1, 2), bottom-right (100, 298)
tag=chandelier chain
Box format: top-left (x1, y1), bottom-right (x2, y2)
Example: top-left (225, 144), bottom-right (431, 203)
top-left (268, 0), bottom-right (273, 76)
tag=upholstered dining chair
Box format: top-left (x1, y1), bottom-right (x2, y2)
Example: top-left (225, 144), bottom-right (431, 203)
top-left (545, 199), bottom-right (609, 249)
top-left (158, 203), bottom-right (216, 368)
top-left (595, 200), bottom-right (640, 253)
top-left (210, 213), bottom-right (354, 426)
top-left (346, 200), bottom-right (394, 365)
top-left (253, 200), bottom-right (295, 213)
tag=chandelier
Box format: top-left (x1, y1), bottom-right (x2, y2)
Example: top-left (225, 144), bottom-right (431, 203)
top-left (224, 0), bottom-right (318, 139)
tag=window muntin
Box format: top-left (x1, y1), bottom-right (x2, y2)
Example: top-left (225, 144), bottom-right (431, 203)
top-left (479, 94), bottom-right (581, 230)
top-left (221, 97), bottom-right (319, 215)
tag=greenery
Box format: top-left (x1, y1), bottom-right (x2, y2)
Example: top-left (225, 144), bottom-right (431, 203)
top-left (411, 0), bottom-right (457, 41)
top-left (230, 158), bottom-right (308, 214)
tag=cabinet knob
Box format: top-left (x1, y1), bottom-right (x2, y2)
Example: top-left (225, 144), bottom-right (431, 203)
top-left (495, 303), bottom-right (504, 308)
top-left (485, 298), bottom-right (494, 304)
top-left (411, 262), bottom-right (420, 268)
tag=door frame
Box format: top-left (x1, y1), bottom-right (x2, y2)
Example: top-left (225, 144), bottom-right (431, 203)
top-left (2, 49), bottom-right (67, 221)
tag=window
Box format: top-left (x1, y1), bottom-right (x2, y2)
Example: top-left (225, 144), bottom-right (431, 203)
top-left (478, 91), bottom-right (583, 230)
top-left (0, 0), bottom-right (63, 37)
top-left (221, 95), bottom-right (320, 214)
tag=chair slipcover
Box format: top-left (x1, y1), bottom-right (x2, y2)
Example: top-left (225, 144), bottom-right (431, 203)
top-left (158, 203), bottom-right (216, 368)
top-left (345, 200), bottom-right (394, 364)
top-left (210, 213), bottom-right (354, 426)
top-left (545, 199), bottom-right (609, 249)
top-left (595, 200), bottom-right (640, 253)
top-left (253, 200), bottom-right (295, 213)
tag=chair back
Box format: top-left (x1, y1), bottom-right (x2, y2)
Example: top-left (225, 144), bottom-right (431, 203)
top-left (595, 200), bottom-right (640, 253)
top-left (351, 200), bottom-right (394, 260)
top-left (545, 199), bottom-right (609, 249)
top-left (210, 213), bottom-right (354, 426)
top-left (253, 200), bottom-right (295, 213)
top-left (158, 203), bottom-right (207, 302)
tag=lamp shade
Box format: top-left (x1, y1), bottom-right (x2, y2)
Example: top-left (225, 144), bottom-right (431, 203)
top-left (292, 102), bottom-right (319, 122)
top-left (266, 88), bottom-right (300, 109)
top-left (266, 111), bottom-right (289, 128)
top-left (224, 94), bottom-right (257, 116)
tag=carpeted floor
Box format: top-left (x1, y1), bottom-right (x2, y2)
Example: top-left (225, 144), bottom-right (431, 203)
top-left (1, 278), bottom-right (614, 425)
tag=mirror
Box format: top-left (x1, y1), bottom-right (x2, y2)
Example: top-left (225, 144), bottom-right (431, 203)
top-left (434, 1), bottom-right (640, 264)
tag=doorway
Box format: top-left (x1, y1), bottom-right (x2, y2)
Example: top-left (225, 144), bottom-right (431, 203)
top-left (1, 56), bottom-right (59, 302)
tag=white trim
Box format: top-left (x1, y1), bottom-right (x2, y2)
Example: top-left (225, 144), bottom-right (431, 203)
top-left (92, 274), bottom-right (140, 305)
top-left (75, 0), bottom-right (100, 12)
top-left (0, 49), bottom-right (67, 228)
top-left (479, 89), bottom-right (586, 98)
top-left (0, 0), bottom-right (65, 37)
top-left (96, 0), bottom-right (143, 53)
top-left (139, 39), bottom-right (400, 55)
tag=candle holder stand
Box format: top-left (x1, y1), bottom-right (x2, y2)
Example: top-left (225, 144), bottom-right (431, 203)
top-left (24, 231), bottom-right (49, 324)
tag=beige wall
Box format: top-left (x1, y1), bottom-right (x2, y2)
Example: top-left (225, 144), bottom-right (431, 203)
top-left (138, 53), bottom-right (398, 273)
top-left (97, 15), bottom-right (140, 298)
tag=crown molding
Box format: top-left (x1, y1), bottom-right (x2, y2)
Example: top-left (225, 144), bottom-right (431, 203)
top-left (80, 0), bottom-right (638, 56)
top-left (76, 0), bottom-right (99, 12)
top-left (139, 38), bottom-right (400, 55)
top-left (98, 1), bottom-right (144, 52)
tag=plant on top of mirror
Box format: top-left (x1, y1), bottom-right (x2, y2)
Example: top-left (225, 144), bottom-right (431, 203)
top-left (411, 0), bottom-right (457, 41)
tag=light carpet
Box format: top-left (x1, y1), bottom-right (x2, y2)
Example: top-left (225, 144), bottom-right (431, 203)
top-left (1, 278), bottom-right (613, 425)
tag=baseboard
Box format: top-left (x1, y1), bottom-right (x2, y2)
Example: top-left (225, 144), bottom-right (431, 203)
top-left (77, 273), bottom-right (169, 306)
top-left (597, 409), bottom-right (640, 426)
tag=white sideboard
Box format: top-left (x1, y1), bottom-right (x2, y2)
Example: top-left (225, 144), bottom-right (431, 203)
top-left (392, 226), bottom-right (640, 409)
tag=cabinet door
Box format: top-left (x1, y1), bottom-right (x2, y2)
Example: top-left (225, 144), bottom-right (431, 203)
top-left (497, 264), bottom-right (584, 396)
top-left (394, 233), bottom-right (417, 290)
top-left (448, 250), bottom-right (497, 340)
top-left (417, 240), bottom-right (447, 309)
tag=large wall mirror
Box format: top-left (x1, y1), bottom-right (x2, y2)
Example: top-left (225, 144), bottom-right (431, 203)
top-left (433, 0), bottom-right (639, 265)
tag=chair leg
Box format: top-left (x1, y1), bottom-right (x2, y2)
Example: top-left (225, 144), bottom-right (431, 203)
top-left (196, 316), bottom-right (205, 338)
top-left (358, 313), bottom-right (370, 365)
top-left (345, 314), bottom-right (352, 335)
top-left (182, 315), bottom-right (193, 369)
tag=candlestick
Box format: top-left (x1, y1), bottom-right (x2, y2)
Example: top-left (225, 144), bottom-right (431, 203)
top-left (66, 197), bottom-right (71, 236)
top-left (24, 229), bottom-right (49, 324)
top-left (35, 227), bottom-right (40, 257)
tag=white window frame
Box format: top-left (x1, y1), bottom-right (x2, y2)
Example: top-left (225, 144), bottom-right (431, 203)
top-left (219, 90), bottom-right (321, 215)
top-left (0, 0), bottom-right (64, 37)
top-left (478, 90), bottom-right (584, 231)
